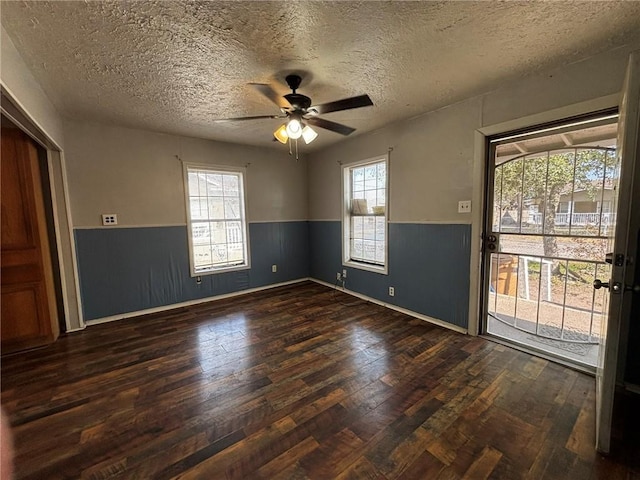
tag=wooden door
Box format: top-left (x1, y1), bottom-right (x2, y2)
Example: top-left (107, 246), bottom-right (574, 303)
top-left (1, 127), bottom-right (59, 354)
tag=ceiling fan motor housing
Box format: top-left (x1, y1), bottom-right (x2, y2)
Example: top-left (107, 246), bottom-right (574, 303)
top-left (284, 93), bottom-right (312, 111)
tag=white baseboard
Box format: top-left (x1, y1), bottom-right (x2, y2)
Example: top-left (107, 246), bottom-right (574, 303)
top-left (310, 278), bottom-right (468, 335)
top-left (64, 326), bottom-right (86, 333)
top-left (84, 278), bottom-right (310, 326)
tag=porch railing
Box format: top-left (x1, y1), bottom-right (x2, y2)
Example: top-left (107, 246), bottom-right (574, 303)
top-left (529, 212), bottom-right (616, 226)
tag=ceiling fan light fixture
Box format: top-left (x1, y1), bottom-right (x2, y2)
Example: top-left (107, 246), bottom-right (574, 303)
top-left (286, 117), bottom-right (302, 139)
top-left (301, 125), bottom-right (318, 144)
top-left (273, 124), bottom-right (289, 144)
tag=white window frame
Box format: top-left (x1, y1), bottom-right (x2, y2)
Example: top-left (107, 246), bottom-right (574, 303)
top-left (183, 163), bottom-right (250, 276)
top-left (342, 154), bottom-right (389, 274)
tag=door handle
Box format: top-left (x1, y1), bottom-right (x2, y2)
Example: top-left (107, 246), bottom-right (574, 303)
top-left (593, 279), bottom-right (610, 289)
top-left (593, 279), bottom-right (640, 293)
top-left (593, 279), bottom-right (622, 293)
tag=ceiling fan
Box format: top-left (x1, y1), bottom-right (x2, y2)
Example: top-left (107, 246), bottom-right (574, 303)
top-left (215, 74), bottom-right (373, 146)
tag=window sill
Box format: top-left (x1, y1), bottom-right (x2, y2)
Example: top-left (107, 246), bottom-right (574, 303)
top-left (191, 264), bottom-right (250, 277)
top-left (343, 260), bottom-right (388, 275)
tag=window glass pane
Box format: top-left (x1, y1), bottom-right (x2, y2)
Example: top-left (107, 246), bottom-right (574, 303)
top-left (206, 174), bottom-right (223, 197)
top-left (363, 240), bottom-right (375, 261)
top-left (228, 243), bottom-right (244, 262)
top-left (363, 217), bottom-right (375, 240)
top-left (492, 167), bottom-right (502, 232)
top-left (352, 216), bottom-right (363, 238)
top-left (352, 239), bottom-right (363, 259)
top-left (190, 198), bottom-right (204, 220)
top-left (375, 217), bottom-right (385, 242)
top-left (499, 157), bottom-right (524, 233)
top-left (364, 166), bottom-right (376, 190)
top-left (226, 221), bottom-right (242, 243)
top-left (224, 174), bottom-right (239, 194)
top-left (212, 244), bottom-right (228, 264)
top-left (544, 150), bottom-right (574, 235)
top-left (208, 197), bottom-right (224, 219)
top-left (188, 172), bottom-right (200, 195)
top-left (224, 198), bottom-right (240, 219)
top-left (193, 245), bottom-right (211, 268)
top-left (365, 190), bottom-right (377, 211)
top-left (353, 167), bottom-right (364, 193)
top-left (210, 221), bottom-right (227, 244)
top-left (521, 154), bottom-right (546, 234)
top-left (197, 172), bottom-right (208, 197)
top-left (192, 223), bottom-right (209, 245)
top-left (377, 163), bottom-right (386, 188)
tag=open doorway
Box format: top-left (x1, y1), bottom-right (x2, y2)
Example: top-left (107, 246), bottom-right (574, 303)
top-left (481, 112), bottom-right (619, 370)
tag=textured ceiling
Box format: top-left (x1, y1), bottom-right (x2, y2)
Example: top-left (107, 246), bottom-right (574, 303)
top-left (2, 1), bottom-right (640, 151)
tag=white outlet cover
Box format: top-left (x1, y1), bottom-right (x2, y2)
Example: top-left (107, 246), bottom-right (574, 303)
top-left (101, 214), bottom-right (118, 225)
top-left (458, 201), bottom-right (471, 213)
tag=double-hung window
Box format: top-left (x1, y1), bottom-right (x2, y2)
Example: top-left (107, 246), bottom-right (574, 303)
top-left (184, 164), bottom-right (249, 275)
top-left (343, 155), bottom-right (388, 273)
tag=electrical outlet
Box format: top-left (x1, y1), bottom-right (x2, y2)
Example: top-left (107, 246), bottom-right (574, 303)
top-left (389, 286), bottom-right (395, 297)
top-left (342, 269), bottom-right (347, 279)
top-left (101, 214), bottom-right (118, 225)
top-left (196, 276), bottom-right (202, 284)
top-left (458, 200), bottom-right (471, 213)
top-left (272, 264), bottom-right (277, 273)
top-left (337, 272), bottom-right (342, 281)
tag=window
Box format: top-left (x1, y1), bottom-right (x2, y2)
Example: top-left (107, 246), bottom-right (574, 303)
top-left (184, 165), bottom-right (249, 275)
top-left (343, 155), bottom-right (388, 273)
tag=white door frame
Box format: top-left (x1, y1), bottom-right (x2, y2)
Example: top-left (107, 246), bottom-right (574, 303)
top-left (1, 86), bottom-right (85, 332)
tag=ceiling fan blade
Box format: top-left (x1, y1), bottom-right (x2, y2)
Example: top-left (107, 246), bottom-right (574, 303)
top-left (309, 94), bottom-right (373, 115)
top-left (306, 117), bottom-right (356, 136)
top-left (249, 83), bottom-right (291, 109)
top-left (214, 114), bottom-right (286, 122)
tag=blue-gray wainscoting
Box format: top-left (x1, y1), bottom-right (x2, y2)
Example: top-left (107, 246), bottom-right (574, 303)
top-left (75, 222), bottom-right (309, 321)
top-left (309, 221), bottom-right (471, 328)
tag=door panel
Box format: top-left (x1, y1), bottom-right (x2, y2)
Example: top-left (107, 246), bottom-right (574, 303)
top-left (596, 51), bottom-right (640, 453)
top-left (1, 127), bottom-right (59, 354)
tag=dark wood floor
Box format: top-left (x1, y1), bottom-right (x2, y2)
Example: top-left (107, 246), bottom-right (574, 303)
top-left (1, 281), bottom-right (638, 479)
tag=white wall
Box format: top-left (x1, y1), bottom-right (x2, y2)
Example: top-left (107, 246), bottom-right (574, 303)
top-left (1, 25), bottom-right (65, 148)
top-left (308, 45), bottom-right (637, 223)
top-left (63, 120), bottom-right (308, 228)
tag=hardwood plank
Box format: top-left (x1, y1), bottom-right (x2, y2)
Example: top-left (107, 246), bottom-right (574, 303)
top-left (0, 282), bottom-right (636, 479)
top-left (463, 445), bottom-right (502, 479)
